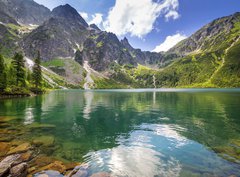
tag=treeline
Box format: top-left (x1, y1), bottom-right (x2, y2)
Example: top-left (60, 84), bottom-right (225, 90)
top-left (0, 52), bottom-right (43, 96)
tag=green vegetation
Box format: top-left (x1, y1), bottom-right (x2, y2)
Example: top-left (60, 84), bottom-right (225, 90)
top-left (42, 58), bottom-right (65, 67)
top-left (0, 52), bottom-right (46, 97)
top-left (32, 51), bottom-right (42, 91)
top-left (0, 54), bottom-right (7, 91)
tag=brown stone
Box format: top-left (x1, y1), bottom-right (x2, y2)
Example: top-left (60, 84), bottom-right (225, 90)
top-left (7, 143), bottom-right (31, 155)
top-left (0, 142), bottom-right (10, 157)
top-left (20, 151), bottom-right (33, 162)
top-left (10, 163), bottom-right (27, 177)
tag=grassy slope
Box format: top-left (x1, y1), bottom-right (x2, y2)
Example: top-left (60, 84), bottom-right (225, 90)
top-left (150, 18), bottom-right (240, 88)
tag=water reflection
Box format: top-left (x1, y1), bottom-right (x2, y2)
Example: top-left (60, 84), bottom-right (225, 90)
top-left (0, 89), bottom-right (240, 176)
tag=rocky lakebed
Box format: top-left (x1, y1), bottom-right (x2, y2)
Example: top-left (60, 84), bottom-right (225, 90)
top-left (0, 116), bottom-right (110, 177)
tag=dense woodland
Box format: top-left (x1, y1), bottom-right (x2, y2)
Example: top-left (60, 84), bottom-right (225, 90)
top-left (0, 52), bottom-right (44, 96)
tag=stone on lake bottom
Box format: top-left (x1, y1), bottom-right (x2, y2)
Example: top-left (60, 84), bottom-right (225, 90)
top-left (39, 161), bottom-right (66, 173)
top-left (33, 170), bottom-right (64, 177)
top-left (7, 143), bottom-right (31, 155)
top-left (0, 142), bottom-right (10, 157)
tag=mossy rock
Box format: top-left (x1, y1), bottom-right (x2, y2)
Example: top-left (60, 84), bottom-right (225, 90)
top-left (32, 136), bottom-right (55, 147)
top-left (27, 123), bottom-right (56, 129)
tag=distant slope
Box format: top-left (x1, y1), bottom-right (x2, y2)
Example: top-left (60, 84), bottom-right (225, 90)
top-left (152, 12), bottom-right (240, 88)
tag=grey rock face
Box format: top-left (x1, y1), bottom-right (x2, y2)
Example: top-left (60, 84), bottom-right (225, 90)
top-left (0, 0), bottom-right (50, 25)
top-left (21, 4), bottom-right (91, 61)
top-left (82, 32), bottom-right (137, 71)
top-left (169, 12), bottom-right (240, 55)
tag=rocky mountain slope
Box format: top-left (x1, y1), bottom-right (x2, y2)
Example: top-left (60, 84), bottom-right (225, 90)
top-left (0, 0), bottom-right (50, 25)
top-left (0, 0), bottom-right (239, 88)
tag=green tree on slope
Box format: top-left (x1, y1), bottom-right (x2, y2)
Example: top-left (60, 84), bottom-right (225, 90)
top-left (32, 51), bottom-right (42, 88)
top-left (12, 52), bottom-right (26, 86)
top-left (0, 54), bottom-right (7, 91)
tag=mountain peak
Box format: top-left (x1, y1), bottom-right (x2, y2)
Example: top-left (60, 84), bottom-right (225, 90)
top-left (90, 24), bottom-right (101, 31)
top-left (51, 4), bottom-right (88, 27)
top-left (121, 37), bottom-right (133, 50)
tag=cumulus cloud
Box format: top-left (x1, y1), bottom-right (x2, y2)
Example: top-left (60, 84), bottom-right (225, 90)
top-left (152, 33), bottom-right (187, 52)
top-left (165, 10), bottom-right (180, 21)
top-left (79, 12), bottom-right (89, 21)
top-left (104, 0), bottom-right (180, 38)
top-left (89, 13), bottom-right (104, 26)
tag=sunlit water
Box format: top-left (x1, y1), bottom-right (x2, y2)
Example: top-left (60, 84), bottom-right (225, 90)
top-left (1, 89), bottom-right (240, 177)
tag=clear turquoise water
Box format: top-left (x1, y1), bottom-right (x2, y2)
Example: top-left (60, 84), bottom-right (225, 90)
top-left (1, 89), bottom-right (240, 177)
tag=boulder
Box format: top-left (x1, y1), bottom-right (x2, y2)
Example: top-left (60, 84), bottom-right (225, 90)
top-left (0, 154), bottom-right (21, 176)
top-left (10, 163), bottom-right (27, 177)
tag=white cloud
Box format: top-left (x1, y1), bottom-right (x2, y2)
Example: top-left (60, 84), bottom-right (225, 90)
top-left (103, 0), bottom-right (180, 38)
top-left (79, 12), bottom-right (89, 21)
top-left (152, 33), bottom-right (187, 52)
top-left (165, 10), bottom-right (180, 21)
top-left (89, 13), bottom-right (103, 26)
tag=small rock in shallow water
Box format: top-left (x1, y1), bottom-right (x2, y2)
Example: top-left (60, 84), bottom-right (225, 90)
top-left (70, 164), bottom-right (89, 177)
top-left (34, 170), bottom-right (64, 177)
top-left (10, 162), bottom-right (27, 177)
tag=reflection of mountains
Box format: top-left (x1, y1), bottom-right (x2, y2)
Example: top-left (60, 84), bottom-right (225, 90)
top-left (34, 90), bottom-right (240, 148)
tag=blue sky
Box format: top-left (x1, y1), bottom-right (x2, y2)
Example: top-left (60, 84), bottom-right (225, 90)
top-left (34, 0), bottom-right (240, 52)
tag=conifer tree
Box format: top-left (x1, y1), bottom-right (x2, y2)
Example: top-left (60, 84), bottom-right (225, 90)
top-left (12, 52), bottom-right (26, 86)
top-left (0, 54), bottom-right (7, 91)
top-left (32, 51), bottom-right (42, 88)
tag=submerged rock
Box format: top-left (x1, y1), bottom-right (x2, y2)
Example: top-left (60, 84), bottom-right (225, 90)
top-left (10, 162), bottom-right (27, 177)
top-left (39, 161), bottom-right (66, 174)
top-left (70, 164), bottom-right (89, 177)
top-left (0, 142), bottom-right (10, 157)
top-left (7, 143), bottom-right (31, 155)
top-left (32, 136), bottom-right (55, 147)
top-left (33, 170), bottom-right (64, 177)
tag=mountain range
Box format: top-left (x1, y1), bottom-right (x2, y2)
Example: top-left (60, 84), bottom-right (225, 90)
top-left (0, 0), bottom-right (239, 89)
